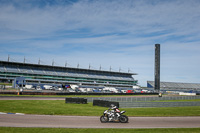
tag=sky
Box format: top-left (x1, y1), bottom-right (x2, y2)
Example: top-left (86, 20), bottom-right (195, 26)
top-left (0, 0), bottom-right (200, 87)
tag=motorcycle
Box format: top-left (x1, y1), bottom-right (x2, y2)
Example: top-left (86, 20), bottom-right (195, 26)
top-left (100, 108), bottom-right (128, 123)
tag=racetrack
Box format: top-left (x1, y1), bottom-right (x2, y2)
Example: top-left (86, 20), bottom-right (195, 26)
top-left (0, 114), bottom-right (200, 128)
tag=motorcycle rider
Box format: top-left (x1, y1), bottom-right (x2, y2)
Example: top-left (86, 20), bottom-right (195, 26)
top-left (100, 104), bottom-right (128, 123)
top-left (109, 104), bottom-right (120, 121)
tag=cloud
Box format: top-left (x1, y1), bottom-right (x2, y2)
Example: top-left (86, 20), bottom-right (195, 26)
top-left (0, 0), bottom-right (200, 86)
top-left (0, 0), bottom-right (199, 37)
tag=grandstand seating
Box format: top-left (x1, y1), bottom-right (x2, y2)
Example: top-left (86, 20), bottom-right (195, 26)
top-left (0, 61), bottom-right (137, 87)
top-left (0, 65), bottom-right (134, 81)
top-left (24, 67), bottom-right (131, 81)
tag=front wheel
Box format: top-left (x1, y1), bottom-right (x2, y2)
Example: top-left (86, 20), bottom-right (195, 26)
top-left (100, 115), bottom-right (108, 123)
top-left (119, 115), bottom-right (128, 123)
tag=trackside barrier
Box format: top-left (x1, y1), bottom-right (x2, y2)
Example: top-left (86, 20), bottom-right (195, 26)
top-left (65, 97), bottom-right (87, 104)
top-left (87, 96), bottom-right (200, 108)
top-left (86, 95), bottom-right (200, 102)
top-left (119, 101), bottom-right (200, 108)
top-left (93, 100), bottom-right (119, 108)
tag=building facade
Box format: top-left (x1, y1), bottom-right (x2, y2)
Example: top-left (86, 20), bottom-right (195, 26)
top-left (0, 61), bottom-right (138, 88)
top-left (147, 81), bottom-right (200, 92)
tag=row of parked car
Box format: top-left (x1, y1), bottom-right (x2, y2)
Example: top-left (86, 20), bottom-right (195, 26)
top-left (23, 84), bottom-right (153, 93)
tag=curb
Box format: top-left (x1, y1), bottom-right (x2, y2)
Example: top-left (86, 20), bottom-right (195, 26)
top-left (0, 112), bottom-right (24, 115)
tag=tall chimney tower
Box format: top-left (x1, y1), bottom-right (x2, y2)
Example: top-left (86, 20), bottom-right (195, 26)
top-left (155, 44), bottom-right (160, 92)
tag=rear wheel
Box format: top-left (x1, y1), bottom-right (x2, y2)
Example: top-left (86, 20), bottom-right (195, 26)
top-left (119, 115), bottom-right (128, 123)
top-left (100, 115), bottom-right (108, 123)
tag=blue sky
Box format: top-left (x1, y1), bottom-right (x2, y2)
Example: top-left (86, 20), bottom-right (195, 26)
top-left (0, 0), bottom-right (200, 86)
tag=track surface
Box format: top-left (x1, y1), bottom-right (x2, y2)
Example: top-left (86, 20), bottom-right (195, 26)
top-left (0, 114), bottom-right (200, 128)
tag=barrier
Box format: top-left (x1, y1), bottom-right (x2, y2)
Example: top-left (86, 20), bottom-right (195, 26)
top-left (88, 95), bottom-right (200, 108)
top-left (87, 95), bottom-right (200, 102)
top-left (93, 100), bottom-right (119, 108)
top-left (119, 101), bottom-right (200, 108)
top-left (65, 97), bottom-right (87, 104)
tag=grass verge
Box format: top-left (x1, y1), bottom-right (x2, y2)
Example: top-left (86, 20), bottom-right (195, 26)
top-left (0, 127), bottom-right (200, 133)
top-left (0, 83), bottom-right (12, 86)
top-left (0, 100), bottom-right (200, 116)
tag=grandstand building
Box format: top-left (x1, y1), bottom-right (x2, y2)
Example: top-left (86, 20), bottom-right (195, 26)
top-left (0, 60), bottom-right (138, 88)
top-left (147, 81), bottom-right (200, 92)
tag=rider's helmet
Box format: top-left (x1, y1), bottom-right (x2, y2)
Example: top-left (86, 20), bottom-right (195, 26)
top-left (110, 104), bottom-right (117, 109)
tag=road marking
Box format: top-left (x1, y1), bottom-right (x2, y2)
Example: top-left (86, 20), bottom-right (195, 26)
top-left (0, 112), bottom-right (7, 114)
top-left (0, 112), bottom-right (24, 115)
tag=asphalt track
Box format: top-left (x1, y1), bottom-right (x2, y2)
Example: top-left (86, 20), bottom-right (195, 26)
top-left (0, 114), bottom-right (200, 128)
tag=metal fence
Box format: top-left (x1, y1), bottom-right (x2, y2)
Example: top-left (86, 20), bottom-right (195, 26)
top-left (87, 95), bottom-right (200, 108)
top-left (119, 101), bottom-right (200, 108)
top-left (87, 95), bottom-right (200, 102)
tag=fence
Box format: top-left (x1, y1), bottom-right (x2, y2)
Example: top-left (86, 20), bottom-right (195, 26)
top-left (86, 95), bottom-right (200, 102)
top-left (119, 101), bottom-right (200, 108)
top-left (86, 95), bottom-right (200, 108)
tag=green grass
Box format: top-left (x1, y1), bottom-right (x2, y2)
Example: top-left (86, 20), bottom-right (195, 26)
top-left (0, 100), bottom-right (107, 116)
top-left (0, 127), bottom-right (200, 133)
top-left (0, 100), bottom-right (200, 116)
top-left (125, 106), bottom-right (200, 116)
top-left (0, 83), bottom-right (12, 86)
